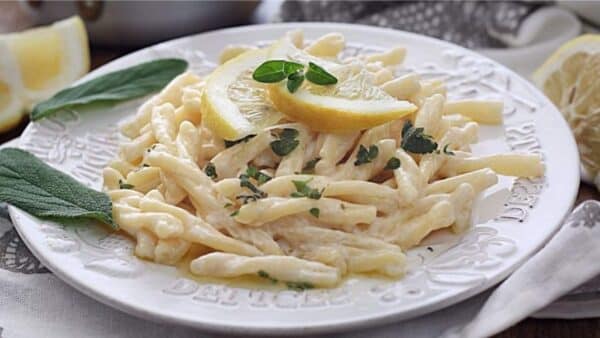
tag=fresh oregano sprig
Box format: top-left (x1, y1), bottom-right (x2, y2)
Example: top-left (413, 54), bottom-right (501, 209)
top-left (251, 60), bottom-right (304, 83)
top-left (253, 60), bottom-right (337, 93)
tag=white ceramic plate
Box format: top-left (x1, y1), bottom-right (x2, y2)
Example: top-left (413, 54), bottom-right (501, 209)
top-left (9, 23), bottom-right (579, 335)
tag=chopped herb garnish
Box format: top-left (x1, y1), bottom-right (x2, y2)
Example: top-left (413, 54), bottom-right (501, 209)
top-left (204, 162), bottom-right (217, 179)
top-left (257, 270), bottom-right (279, 284)
top-left (309, 207), bottom-right (320, 218)
top-left (239, 175), bottom-right (267, 197)
top-left (427, 246), bottom-right (434, 252)
top-left (245, 165), bottom-right (272, 185)
top-left (252, 60), bottom-right (304, 83)
top-left (237, 173), bottom-right (267, 204)
top-left (400, 121), bottom-right (438, 154)
top-left (305, 62), bottom-right (338, 85)
top-left (384, 157), bottom-right (401, 170)
top-left (354, 144), bottom-right (379, 166)
top-left (142, 163), bottom-right (150, 167)
top-left (291, 179), bottom-right (322, 199)
top-left (286, 281), bottom-right (315, 291)
top-left (236, 194), bottom-right (260, 204)
top-left (302, 157), bottom-right (321, 174)
top-left (256, 172), bottom-right (272, 185)
top-left (442, 144), bottom-right (455, 155)
top-left (118, 180), bottom-right (134, 190)
top-left (230, 210), bottom-right (240, 217)
top-left (224, 134), bottom-right (255, 148)
top-left (270, 128), bottom-right (300, 156)
top-left (287, 71), bottom-right (305, 93)
top-left (224, 203), bottom-right (232, 208)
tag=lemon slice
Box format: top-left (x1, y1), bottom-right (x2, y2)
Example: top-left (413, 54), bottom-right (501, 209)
top-left (1, 16), bottom-right (90, 107)
top-left (202, 48), bottom-right (283, 140)
top-left (532, 34), bottom-right (600, 175)
top-left (267, 40), bottom-right (417, 133)
top-left (0, 43), bottom-right (25, 133)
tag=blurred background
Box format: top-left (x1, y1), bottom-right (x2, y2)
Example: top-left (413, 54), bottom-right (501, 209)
top-left (0, 0), bottom-right (598, 191)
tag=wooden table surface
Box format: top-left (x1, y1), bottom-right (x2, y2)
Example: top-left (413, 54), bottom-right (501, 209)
top-left (1, 48), bottom-right (599, 338)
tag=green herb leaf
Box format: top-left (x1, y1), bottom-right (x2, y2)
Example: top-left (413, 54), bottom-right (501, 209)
top-left (204, 162), bottom-right (217, 180)
top-left (252, 60), bottom-right (304, 83)
top-left (291, 179), bottom-right (322, 200)
top-left (224, 203), bottom-right (232, 208)
top-left (257, 270), bottom-right (279, 284)
top-left (443, 144), bottom-right (455, 155)
top-left (286, 281), bottom-right (315, 291)
top-left (245, 166), bottom-right (272, 185)
top-left (354, 144), bottom-right (379, 166)
top-left (384, 157), bottom-right (401, 170)
top-left (238, 173), bottom-right (267, 204)
top-left (256, 172), bottom-right (272, 185)
top-left (400, 121), bottom-right (438, 154)
top-left (305, 62), bottom-right (337, 85)
top-left (230, 210), bottom-right (240, 217)
top-left (302, 157), bottom-right (321, 174)
top-left (239, 175), bottom-right (267, 197)
top-left (118, 180), bottom-right (135, 190)
top-left (286, 71), bottom-right (305, 93)
top-left (0, 148), bottom-right (116, 228)
top-left (270, 128), bottom-right (300, 156)
top-left (224, 134), bottom-right (255, 148)
top-left (309, 207), bottom-right (320, 218)
top-left (280, 128), bottom-right (299, 139)
top-left (31, 59), bottom-right (188, 121)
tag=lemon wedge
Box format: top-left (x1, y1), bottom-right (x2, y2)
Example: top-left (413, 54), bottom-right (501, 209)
top-left (202, 48), bottom-right (283, 140)
top-left (267, 39), bottom-right (417, 133)
top-left (0, 43), bottom-right (25, 133)
top-left (532, 34), bottom-right (600, 175)
top-left (0, 16), bottom-right (89, 132)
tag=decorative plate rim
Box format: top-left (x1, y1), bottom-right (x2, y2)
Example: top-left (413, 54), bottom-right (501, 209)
top-left (8, 22), bottom-right (580, 335)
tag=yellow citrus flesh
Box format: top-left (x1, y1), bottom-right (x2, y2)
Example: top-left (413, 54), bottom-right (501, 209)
top-left (269, 81), bottom-right (416, 132)
top-left (202, 48), bottom-right (283, 140)
top-left (0, 16), bottom-right (89, 106)
top-left (0, 80), bottom-right (23, 133)
top-left (533, 34), bottom-right (600, 173)
top-left (8, 27), bottom-right (64, 91)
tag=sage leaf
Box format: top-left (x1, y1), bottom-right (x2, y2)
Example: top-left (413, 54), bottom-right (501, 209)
top-left (0, 148), bottom-right (116, 228)
top-left (31, 58), bottom-right (188, 121)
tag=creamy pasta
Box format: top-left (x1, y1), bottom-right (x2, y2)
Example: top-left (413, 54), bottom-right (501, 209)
top-left (103, 31), bottom-right (544, 289)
